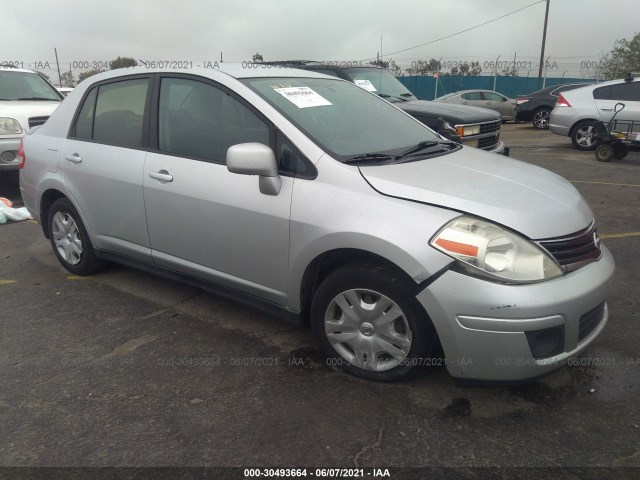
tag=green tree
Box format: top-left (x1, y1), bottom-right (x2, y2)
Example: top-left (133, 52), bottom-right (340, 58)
top-left (252, 52), bottom-right (264, 63)
top-left (450, 61), bottom-right (482, 76)
top-left (37, 71), bottom-right (51, 81)
top-left (601, 32), bottom-right (640, 80)
top-left (60, 71), bottom-right (76, 87)
top-left (78, 68), bottom-right (105, 82)
top-left (406, 59), bottom-right (443, 76)
top-left (110, 56), bottom-right (138, 69)
top-left (369, 59), bottom-right (402, 76)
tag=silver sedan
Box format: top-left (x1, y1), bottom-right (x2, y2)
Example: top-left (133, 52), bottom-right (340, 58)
top-left (436, 89), bottom-right (516, 121)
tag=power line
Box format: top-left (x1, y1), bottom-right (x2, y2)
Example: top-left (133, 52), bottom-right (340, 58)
top-left (361, 0), bottom-right (546, 62)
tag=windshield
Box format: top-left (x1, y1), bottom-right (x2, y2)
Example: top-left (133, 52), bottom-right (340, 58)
top-left (242, 77), bottom-right (441, 162)
top-left (341, 68), bottom-right (418, 102)
top-left (0, 71), bottom-right (62, 101)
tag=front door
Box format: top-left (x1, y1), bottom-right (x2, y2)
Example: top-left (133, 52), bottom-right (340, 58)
top-left (143, 76), bottom-right (292, 305)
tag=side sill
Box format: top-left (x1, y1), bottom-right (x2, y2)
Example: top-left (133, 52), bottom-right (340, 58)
top-left (95, 250), bottom-right (303, 327)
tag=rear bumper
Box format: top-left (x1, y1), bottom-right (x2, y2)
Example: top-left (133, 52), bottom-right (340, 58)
top-left (0, 137), bottom-right (20, 171)
top-left (515, 110), bottom-right (533, 122)
top-left (416, 245), bottom-right (615, 381)
top-left (549, 107), bottom-right (582, 137)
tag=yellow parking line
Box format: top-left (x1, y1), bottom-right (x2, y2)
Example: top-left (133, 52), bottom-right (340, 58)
top-left (570, 180), bottom-right (640, 188)
top-left (601, 232), bottom-right (640, 239)
top-left (67, 275), bottom-right (88, 280)
top-left (0, 279), bottom-right (17, 285)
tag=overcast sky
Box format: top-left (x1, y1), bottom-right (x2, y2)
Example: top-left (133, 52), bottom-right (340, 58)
top-left (2, 0), bottom-right (638, 79)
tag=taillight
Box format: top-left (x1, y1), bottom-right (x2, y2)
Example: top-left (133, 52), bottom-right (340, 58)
top-left (516, 97), bottom-right (530, 105)
top-left (17, 138), bottom-right (26, 169)
top-left (555, 93), bottom-right (571, 107)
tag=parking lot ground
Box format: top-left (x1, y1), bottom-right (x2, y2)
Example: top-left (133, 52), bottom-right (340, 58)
top-left (1, 124), bottom-right (639, 474)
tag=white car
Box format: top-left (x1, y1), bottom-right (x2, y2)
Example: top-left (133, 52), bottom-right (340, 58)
top-left (0, 66), bottom-right (62, 171)
top-left (549, 75), bottom-right (640, 150)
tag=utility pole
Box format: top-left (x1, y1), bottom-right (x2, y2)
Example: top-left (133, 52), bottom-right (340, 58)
top-left (538, 0), bottom-right (550, 77)
top-left (54, 48), bottom-right (62, 86)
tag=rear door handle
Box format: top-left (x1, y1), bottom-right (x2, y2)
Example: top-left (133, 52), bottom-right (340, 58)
top-left (65, 153), bottom-right (82, 164)
top-left (149, 170), bottom-right (173, 182)
top-left (600, 107), bottom-right (613, 111)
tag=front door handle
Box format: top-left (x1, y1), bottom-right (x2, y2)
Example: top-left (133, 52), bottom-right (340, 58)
top-left (65, 153), bottom-right (82, 164)
top-left (149, 170), bottom-right (173, 182)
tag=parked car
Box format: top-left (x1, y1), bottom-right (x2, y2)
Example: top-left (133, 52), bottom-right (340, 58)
top-left (550, 75), bottom-right (640, 150)
top-left (20, 66), bottom-right (614, 382)
top-left (515, 83), bottom-right (592, 129)
top-left (56, 87), bottom-right (74, 97)
top-left (267, 61), bottom-right (506, 154)
top-left (0, 65), bottom-right (63, 172)
top-left (435, 90), bottom-right (516, 122)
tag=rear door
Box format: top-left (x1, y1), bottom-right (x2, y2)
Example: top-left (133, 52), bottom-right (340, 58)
top-left (63, 76), bottom-right (152, 261)
top-left (593, 81), bottom-right (640, 127)
top-left (143, 75), bottom-right (293, 305)
top-left (482, 92), bottom-right (514, 118)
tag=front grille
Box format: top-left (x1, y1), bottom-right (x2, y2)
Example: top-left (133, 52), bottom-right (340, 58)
top-left (479, 119), bottom-right (501, 135)
top-left (537, 223), bottom-right (601, 272)
top-left (28, 116), bottom-right (49, 129)
top-left (478, 133), bottom-right (500, 150)
top-left (578, 302), bottom-right (605, 342)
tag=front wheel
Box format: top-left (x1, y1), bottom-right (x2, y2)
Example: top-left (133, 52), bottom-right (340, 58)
top-left (532, 108), bottom-right (551, 129)
top-left (311, 263), bottom-right (436, 382)
top-left (47, 198), bottom-right (105, 275)
top-left (571, 120), bottom-right (598, 150)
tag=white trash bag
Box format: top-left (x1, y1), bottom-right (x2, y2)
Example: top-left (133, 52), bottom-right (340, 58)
top-left (0, 197), bottom-right (33, 224)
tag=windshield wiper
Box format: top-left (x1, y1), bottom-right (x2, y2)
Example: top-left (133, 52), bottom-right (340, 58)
top-left (396, 141), bottom-right (443, 158)
top-left (377, 93), bottom-right (407, 102)
top-left (399, 93), bottom-right (414, 97)
top-left (344, 153), bottom-right (395, 165)
top-left (17, 97), bottom-right (59, 101)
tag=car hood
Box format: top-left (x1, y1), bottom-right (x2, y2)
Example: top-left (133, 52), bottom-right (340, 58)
top-left (0, 101), bottom-right (60, 131)
top-left (398, 100), bottom-right (501, 124)
top-left (359, 147), bottom-right (593, 239)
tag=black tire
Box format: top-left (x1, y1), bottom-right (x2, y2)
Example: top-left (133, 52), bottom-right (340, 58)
top-left (613, 143), bottom-right (629, 160)
top-left (311, 262), bottom-right (436, 382)
top-left (595, 144), bottom-right (614, 162)
top-left (571, 120), bottom-right (599, 151)
top-left (531, 108), bottom-right (551, 129)
top-left (47, 197), bottom-right (105, 275)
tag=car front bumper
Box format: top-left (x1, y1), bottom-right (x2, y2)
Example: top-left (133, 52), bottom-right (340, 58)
top-left (417, 245), bottom-right (615, 381)
top-left (0, 137), bottom-right (21, 171)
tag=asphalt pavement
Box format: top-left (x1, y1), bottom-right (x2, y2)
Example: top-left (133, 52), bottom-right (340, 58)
top-left (0, 124), bottom-right (639, 476)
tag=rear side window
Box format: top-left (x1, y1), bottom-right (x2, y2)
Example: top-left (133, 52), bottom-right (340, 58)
top-left (606, 82), bottom-right (639, 101)
top-left (74, 88), bottom-right (97, 140)
top-left (157, 77), bottom-right (269, 162)
top-left (72, 78), bottom-right (149, 147)
top-left (483, 92), bottom-right (505, 101)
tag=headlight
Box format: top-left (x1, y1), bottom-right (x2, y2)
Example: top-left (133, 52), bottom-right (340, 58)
top-left (430, 216), bottom-right (563, 283)
top-left (0, 117), bottom-right (22, 135)
top-left (456, 125), bottom-right (480, 137)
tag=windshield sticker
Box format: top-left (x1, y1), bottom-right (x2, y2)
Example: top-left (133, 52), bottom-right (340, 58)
top-left (354, 79), bottom-right (377, 92)
top-left (273, 86), bottom-right (332, 108)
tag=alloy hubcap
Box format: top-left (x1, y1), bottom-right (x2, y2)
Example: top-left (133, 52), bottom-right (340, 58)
top-left (52, 212), bottom-right (83, 265)
top-left (324, 289), bottom-right (412, 371)
top-left (577, 126), bottom-right (594, 147)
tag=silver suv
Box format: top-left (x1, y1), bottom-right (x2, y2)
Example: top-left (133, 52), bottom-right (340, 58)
top-left (0, 66), bottom-right (62, 171)
top-left (20, 66), bottom-right (614, 382)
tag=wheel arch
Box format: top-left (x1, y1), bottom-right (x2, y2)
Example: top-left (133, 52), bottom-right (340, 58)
top-left (39, 188), bottom-right (68, 238)
top-left (298, 247), bottom-right (436, 327)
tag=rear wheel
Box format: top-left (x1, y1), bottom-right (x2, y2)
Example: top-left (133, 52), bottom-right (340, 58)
top-left (532, 108), bottom-right (551, 129)
top-left (595, 144), bottom-right (614, 162)
top-left (311, 263), bottom-right (436, 382)
top-left (613, 143), bottom-right (629, 159)
top-left (571, 120), bottom-right (598, 150)
top-left (47, 198), bottom-right (105, 275)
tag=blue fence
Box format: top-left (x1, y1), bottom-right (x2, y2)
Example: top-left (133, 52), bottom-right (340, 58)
top-left (397, 76), bottom-right (595, 100)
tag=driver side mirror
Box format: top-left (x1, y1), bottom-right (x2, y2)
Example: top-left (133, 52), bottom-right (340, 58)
top-left (226, 143), bottom-right (281, 195)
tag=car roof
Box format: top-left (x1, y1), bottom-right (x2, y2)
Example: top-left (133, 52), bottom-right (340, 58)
top-left (0, 66), bottom-right (39, 74)
top-left (82, 64), bottom-right (333, 83)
